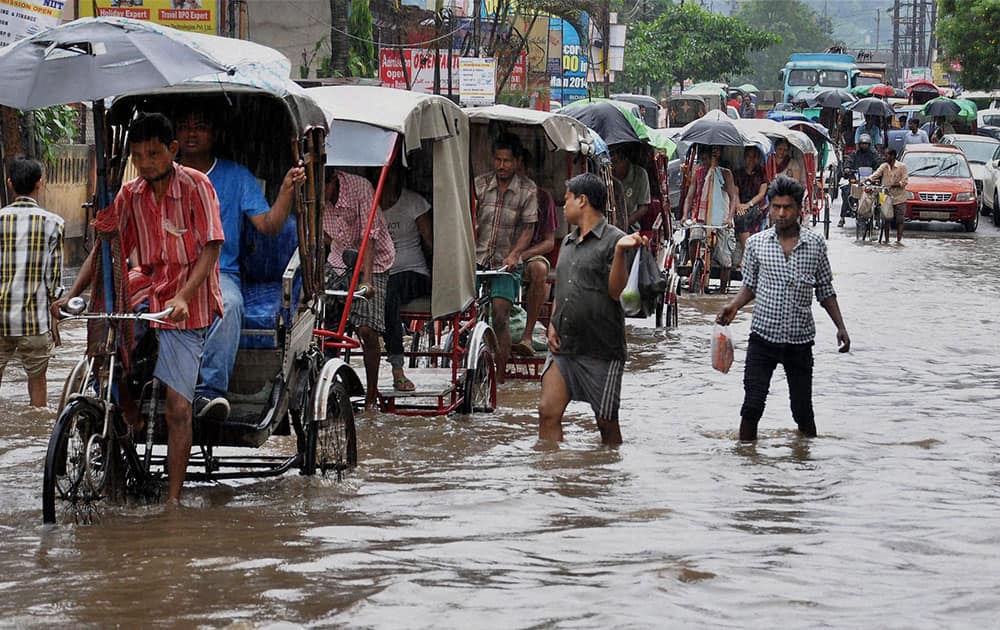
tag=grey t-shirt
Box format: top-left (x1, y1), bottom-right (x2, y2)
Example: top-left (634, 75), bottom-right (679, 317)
top-left (384, 188), bottom-right (430, 276)
top-left (620, 163), bottom-right (651, 223)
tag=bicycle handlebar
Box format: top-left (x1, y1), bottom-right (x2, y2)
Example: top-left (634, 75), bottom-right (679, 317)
top-left (324, 285), bottom-right (370, 300)
top-left (58, 297), bottom-right (175, 326)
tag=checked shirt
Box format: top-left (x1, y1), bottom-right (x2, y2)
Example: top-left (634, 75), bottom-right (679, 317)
top-left (741, 226), bottom-right (835, 345)
top-left (474, 172), bottom-right (538, 268)
top-left (0, 197), bottom-right (64, 337)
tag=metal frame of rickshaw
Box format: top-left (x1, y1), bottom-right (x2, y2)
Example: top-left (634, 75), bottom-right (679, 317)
top-left (47, 79), bottom-right (358, 514)
top-left (465, 105), bottom-right (596, 379)
top-left (305, 86), bottom-right (493, 416)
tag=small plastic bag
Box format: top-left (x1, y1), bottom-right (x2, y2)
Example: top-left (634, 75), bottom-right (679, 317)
top-left (711, 324), bottom-right (735, 374)
top-left (879, 191), bottom-right (895, 220)
top-left (619, 249), bottom-right (643, 315)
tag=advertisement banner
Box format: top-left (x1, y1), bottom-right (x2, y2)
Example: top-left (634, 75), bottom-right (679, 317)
top-left (79, 1), bottom-right (216, 34)
top-left (459, 57), bottom-right (495, 106)
top-left (380, 48), bottom-right (524, 95)
top-left (0, 0), bottom-right (66, 47)
top-left (548, 15), bottom-right (589, 107)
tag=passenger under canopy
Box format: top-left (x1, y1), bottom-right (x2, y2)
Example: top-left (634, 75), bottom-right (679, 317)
top-left (307, 85), bottom-right (475, 321)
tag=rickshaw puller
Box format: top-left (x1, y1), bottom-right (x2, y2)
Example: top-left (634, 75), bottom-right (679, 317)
top-left (54, 113), bottom-right (225, 504)
top-left (682, 145), bottom-right (738, 293)
top-left (474, 134), bottom-right (538, 382)
top-left (174, 105), bottom-right (306, 422)
top-left (323, 167), bottom-right (395, 409)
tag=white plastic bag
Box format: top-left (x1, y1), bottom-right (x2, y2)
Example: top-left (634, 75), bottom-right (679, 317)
top-left (879, 191), bottom-right (895, 220)
top-left (619, 250), bottom-right (642, 315)
top-left (711, 324), bottom-right (734, 374)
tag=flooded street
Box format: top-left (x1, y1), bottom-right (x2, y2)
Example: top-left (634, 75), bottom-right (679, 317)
top-left (2, 221), bottom-right (999, 628)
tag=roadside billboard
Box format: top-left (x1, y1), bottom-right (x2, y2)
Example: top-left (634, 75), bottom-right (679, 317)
top-left (0, 0), bottom-right (66, 47)
top-left (379, 47), bottom-right (524, 94)
top-left (79, 0), bottom-right (217, 34)
top-left (548, 15), bottom-right (588, 106)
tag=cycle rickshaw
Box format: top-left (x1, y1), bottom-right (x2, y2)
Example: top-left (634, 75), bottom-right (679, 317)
top-left (465, 104), bottom-right (595, 378)
top-left (41, 35), bottom-right (357, 524)
top-left (305, 85), bottom-right (492, 416)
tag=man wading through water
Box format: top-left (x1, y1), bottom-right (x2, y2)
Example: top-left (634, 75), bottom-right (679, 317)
top-left (716, 176), bottom-right (850, 441)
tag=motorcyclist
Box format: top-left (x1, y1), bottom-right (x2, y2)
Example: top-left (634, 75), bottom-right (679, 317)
top-left (838, 134), bottom-right (882, 227)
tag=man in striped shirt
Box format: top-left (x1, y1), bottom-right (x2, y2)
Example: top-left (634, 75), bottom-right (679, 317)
top-left (56, 113), bottom-right (224, 504)
top-left (0, 157), bottom-right (64, 406)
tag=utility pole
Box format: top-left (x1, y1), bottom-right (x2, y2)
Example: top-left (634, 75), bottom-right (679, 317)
top-left (602, 0), bottom-right (610, 98)
top-left (875, 9), bottom-right (881, 52)
top-left (891, 0), bottom-right (900, 85)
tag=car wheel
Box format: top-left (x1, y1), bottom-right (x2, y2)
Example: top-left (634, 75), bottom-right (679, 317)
top-left (964, 211), bottom-right (979, 232)
top-left (994, 192), bottom-right (1000, 226)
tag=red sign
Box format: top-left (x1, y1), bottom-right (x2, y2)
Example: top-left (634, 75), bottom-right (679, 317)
top-left (380, 48), bottom-right (525, 93)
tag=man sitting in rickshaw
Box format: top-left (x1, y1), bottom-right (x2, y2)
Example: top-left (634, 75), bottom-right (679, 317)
top-left (511, 148), bottom-right (556, 358)
top-left (173, 103), bottom-right (305, 422)
top-left (610, 145), bottom-right (651, 231)
top-left (683, 144), bottom-right (738, 293)
top-left (380, 162), bottom-right (432, 392)
top-left (474, 134), bottom-right (538, 382)
top-left (323, 167), bottom-right (395, 409)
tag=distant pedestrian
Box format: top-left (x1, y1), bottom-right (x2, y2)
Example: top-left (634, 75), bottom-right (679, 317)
top-left (0, 158), bottom-right (64, 407)
top-left (716, 176), bottom-right (850, 441)
top-left (538, 173), bottom-right (645, 445)
top-left (869, 147), bottom-right (909, 244)
top-left (904, 117), bottom-right (929, 144)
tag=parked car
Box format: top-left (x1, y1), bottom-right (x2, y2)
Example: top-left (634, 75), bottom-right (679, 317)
top-left (976, 107), bottom-right (1000, 128)
top-left (938, 133), bottom-right (1000, 216)
top-left (900, 144), bottom-right (979, 232)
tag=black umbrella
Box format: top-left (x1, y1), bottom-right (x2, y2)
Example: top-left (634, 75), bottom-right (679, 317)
top-left (558, 101), bottom-right (642, 146)
top-left (810, 88), bottom-right (856, 109)
top-left (921, 97), bottom-right (962, 118)
top-left (677, 110), bottom-right (744, 146)
top-left (846, 97), bottom-right (895, 117)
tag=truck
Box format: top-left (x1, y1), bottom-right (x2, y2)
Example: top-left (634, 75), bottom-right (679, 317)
top-left (780, 52), bottom-right (859, 103)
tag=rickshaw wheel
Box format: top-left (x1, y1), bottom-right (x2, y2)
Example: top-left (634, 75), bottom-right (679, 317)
top-left (655, 295), bottom-right (664, 328)
top-left (409, 322), bottom-right (434, 369)
top-left (43, 399), bottom-right (123, 524)
top-left (689, 259), bottom-right (705, 295)
top-left (308, 381), bottom-right (357, 476)
top-left (460, 346), bottom-right (496, 414)
top-left (58, 357), bottom-right (91, 412)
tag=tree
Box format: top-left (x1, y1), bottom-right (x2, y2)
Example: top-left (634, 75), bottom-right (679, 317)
top-left (347, 0), bottom-right (376, 78)
top-left (620, 2), bottom-right (778, 95)
top-left (732, 0), bottom-right (836, 91)
top-left (937, 0), bottom-right (1000, 90)
top-left (330, 0), bottom-right (348, 76)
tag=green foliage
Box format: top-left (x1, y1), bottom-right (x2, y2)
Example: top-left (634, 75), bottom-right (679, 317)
top-left (31, 106), bottom-right (77, 166)
top-left (620, 2), bottom-right (778, 95)
top-left (347, 0), bottom-right (376, 78)
top-left (937, 0), bottom-right (1000, 90)
top-left (732, 0), bottom-right (836, 91)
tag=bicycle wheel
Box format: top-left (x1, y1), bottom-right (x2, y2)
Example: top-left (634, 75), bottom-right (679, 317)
top-left (459, 344), bottom-right (496, 414)
top-left (408, 321), bottom-right (434, 369)
top-left (689, 259), bottom-right (705, 295)
top-left (57, 357), bottom-right (91, 412)
top-left (307, 381), bottom-right (357, 476)
top-left (42, 399), bottom-right (122, 524)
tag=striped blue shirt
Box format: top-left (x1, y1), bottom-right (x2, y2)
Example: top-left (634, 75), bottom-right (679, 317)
top-left (0, 197), bottom-right (64, 336)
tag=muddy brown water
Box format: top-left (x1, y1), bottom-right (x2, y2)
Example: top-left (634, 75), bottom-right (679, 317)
top-left (2, 221), bottom-right (999, 627)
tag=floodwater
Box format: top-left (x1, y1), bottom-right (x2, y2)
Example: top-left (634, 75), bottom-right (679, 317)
top-left (2, 220), bottom-right (999, 628)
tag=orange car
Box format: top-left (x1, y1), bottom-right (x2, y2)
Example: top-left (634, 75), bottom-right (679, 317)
top-left (901, 144), bottom-right (979, 232)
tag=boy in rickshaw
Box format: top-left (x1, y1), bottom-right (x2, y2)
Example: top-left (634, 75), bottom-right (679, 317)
top-left (173, 103), bottom-right (306, 421)
top-left (682, 145), bottom-right (738, 293)
top-left (474, 134), bottom-right (537, 382)
top-left (323, 167), bottom-right (395, 409)
top-left (380, 162), bottom-right (432, 392)
top-left (511, 148), bottom-right (556, 358)
top-left (55, 113), bottom-right (224, 505)
top-left (610, 145), bottom-right (651, 230)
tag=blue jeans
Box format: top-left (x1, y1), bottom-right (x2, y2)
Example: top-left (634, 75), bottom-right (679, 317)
top-left (196, 272), bottom-right (242, 399)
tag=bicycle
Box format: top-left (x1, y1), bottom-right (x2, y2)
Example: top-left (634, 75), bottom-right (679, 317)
top-left (682, 222), bottom-right (727, 295)
top-left (854, 183), bottom-right (886, 242)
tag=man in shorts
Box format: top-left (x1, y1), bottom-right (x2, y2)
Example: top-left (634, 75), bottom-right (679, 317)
top-left (511, 148), bottom-right (556, 358)
top-left (474, 134), bottom-right (537, 382)
top-left (56, 113), bottom-right (224, 504)
top-left (323, 167), bottom-right (395, 409)
top-left (0, 157), bottom-right (64, 406)
top-left (869, 147), bottom-right (909, 244)
top-left (538, 173), bottom-right (645, 446)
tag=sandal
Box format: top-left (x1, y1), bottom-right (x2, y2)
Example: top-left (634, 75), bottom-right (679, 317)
top-left (393, 375), bottom-right (416, 392)
top-left (511, 341), bottom-right (535, 357)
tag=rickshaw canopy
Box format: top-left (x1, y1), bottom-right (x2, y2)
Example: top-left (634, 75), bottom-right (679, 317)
top-left (466, 105), bottom-right (593, 155)
top-left (306, 86), bottom-right (474, 320)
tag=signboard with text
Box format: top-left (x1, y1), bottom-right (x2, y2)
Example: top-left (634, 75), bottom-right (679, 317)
top-left (459, 57), bottom-right (495, 106)
top-left (379, 48), bottom-right (524, 95)
top-left (548, 15), bottom-right (589, 106)
top-left (0, 0), bottom-right (66, 47)
top-left (80, 0), bottom-right (216, 34)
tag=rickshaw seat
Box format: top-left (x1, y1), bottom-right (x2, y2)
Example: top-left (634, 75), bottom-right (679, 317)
top-left (399, 295), bottom-right (431, 316)
top-left (239, 215), bottom-right (302, 349)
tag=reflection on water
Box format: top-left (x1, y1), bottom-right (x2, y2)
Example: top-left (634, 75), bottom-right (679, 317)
top-left (2, 224), bottom-right (1000, 626)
